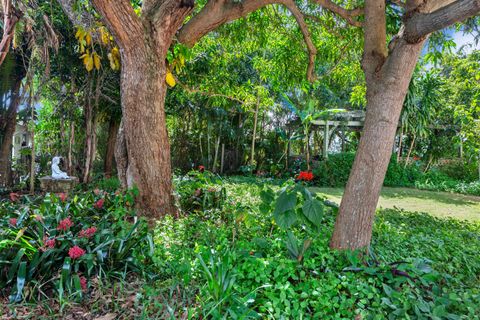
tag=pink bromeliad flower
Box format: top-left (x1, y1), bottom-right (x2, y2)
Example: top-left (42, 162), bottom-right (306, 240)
top-left (57, 193), bottom-right (68, 202)
top-left (68, 246), bottom-right (86, 259)
top-left (79, 276), bottom-right (87, 291)
top-left (9, 192), bottom-right (19, 202)
top-left (57, 217), bottom-right (73, 231)
top-left (9, 218), bottom-right (17, 226)
top-left (78, 226), bottom-right (97, 239)
top-left (94, 198), bottom-right (104, 210)
top-left (45, 238), bottom-right (56, 249)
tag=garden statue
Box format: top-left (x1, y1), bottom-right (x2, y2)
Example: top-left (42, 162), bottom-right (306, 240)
top-left (51, 156), bottom-right (69, 179)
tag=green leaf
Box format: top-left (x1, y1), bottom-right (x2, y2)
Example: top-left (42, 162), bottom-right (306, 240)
top-left (286, 231), bottom-right (299, 259)
top-left (273, 191), bottom-right (297, 216)
top-left (302, 199), bottom-right (324, 227)
top-left (274, 209), bottom-right (297, 229)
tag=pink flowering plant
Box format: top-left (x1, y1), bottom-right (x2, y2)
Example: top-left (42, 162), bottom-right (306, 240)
top-left (0, 189), bottom-right (152, 303)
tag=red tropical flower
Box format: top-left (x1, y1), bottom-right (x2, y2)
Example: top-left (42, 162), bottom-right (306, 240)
top-left (68, 246), bottom-right (86, 259)
top-left (57, 193), bottom-right (68, 202)
top-left (198, 165), bottom-right (205, 172)
top-left (57, 217), bottom-right (73, 231)
top-left (94, 198), bottom-right (104, 210)
top-left (9, 192), bottom-right (19, 202)
top-left (45, 238), bottom-right (56, 249)
top-left (78, 226), bottom-right (97, 239)
top-left (9, 218), bottom-right (17, 226)
top-left (297, 171), bottom-right (314, 182)
top-left (79, 276), bottom-right (87, 291)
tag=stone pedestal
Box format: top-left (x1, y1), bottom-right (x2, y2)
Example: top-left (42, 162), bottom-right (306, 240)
top-left (39, 176), bottom-right (79, 193)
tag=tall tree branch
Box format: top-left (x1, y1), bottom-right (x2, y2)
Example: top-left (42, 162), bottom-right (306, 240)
top-left (177, 0), bottom-right (363, 47)
top-left (90, 0), bottom-right (143, 49)
top-left (177, 0), bottom-right (280, 47)
top-left (362, 0), bottom-right (387, 77)
top-left (404, 0), bottom-right (480, 43)
top-left (282, 0), bottom-right (318, 81)
top-left (309, 0), bottom-right (364, 26)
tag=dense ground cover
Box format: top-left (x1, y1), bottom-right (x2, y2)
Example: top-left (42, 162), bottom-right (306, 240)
top-left (1, 174), bottom-right (480, 319)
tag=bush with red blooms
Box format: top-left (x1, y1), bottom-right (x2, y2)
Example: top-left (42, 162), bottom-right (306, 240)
top-left (9, 218), bottom-right (17, 226)
top-left (68, 246), bottom-right (86, 259)
top-left (57, 192), bottom-right (68, 202)
top-left (57, 217), bottom-right (74, 231)
top-left (0, 189), bottom-right (152, 303)
top-left (297, 171), bottom-right (314, 182)
top-left (9, 192), bottom-right (19, 202)
top-left (94, 198), bottom-right (104, 209)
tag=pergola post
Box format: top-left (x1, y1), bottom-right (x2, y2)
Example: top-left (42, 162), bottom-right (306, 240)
top-left (324, 122), bottom-right (329, 159)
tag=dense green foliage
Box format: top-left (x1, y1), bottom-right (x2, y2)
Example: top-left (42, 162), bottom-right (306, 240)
top-left (2, 176), bottom-right (479, 318)
top-left (0, 189), bottom-right (152, 306)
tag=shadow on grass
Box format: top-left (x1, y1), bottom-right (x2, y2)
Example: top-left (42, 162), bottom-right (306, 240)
top-left (312, 186), bottom-right (480, 207)
top-left (380, 187), bottom-right (480, 207)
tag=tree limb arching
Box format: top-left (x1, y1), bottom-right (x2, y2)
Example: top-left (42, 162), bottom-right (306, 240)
top-left (404, 0), bottom-right (480, 43)
top-left (177, 0), bottom-right (364, 47)
top-left (89, 0), bottom-right (142, 49)
top-left (309, 0), bottom-right (364, 26)
top-left (282, 0), bottom-right (318, 81)
top-left (362, 0), bottom-right (387, 77)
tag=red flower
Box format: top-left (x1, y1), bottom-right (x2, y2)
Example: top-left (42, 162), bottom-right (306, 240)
top-left (57, 217), bottom-right (73, 231)
top-left (198, 165), bottom-right (205, 172)
top-left (9, 218), bottom-right (17, 226)
top-left (68, 246), bottom-right (86, 259)
top-left (45, 238), bottom-right (56, 249)
top-left (57, 193), bottom-right (68, 202)
top-left (94, 198), bottom-right (104, 210)
top-left (78, 226), bottom-right (97, 239)
top-left (297, 171), bottom-right (314, 182)
top-left (79, 276), bottom-right (87, 291)
top-left (9, 192), bottom-right (19, 202)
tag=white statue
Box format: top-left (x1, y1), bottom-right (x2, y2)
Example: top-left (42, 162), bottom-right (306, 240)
top-left (51, 156), bottom-right (69, 179)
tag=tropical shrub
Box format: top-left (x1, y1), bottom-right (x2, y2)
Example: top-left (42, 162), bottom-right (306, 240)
top-left (0, 190), bottom-right (153, 304)
top-left (175, 170), bottom-right (227, 212)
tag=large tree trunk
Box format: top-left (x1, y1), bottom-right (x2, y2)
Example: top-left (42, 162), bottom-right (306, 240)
top-left (330, 38), bottom-right (425, 250)
top-left (104, 118), bottom-right (119, 178)
top-left (120, 46), bottom-right (177, 219)
top-left (0, 77), bottom-right (22, 187)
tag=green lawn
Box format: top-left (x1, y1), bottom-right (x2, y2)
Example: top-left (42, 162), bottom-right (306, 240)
top-left (311, 187), bottom-right (480, 221)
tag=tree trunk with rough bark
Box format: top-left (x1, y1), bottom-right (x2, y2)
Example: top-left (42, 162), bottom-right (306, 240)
top-left (0, 77), bottom-right (22, 187)
top-left (120, 47), bottom-right (177, 219)
top-left (104, 118), bottom-right (119, 179)
top-left (330, 37), bottom-right (426, 250)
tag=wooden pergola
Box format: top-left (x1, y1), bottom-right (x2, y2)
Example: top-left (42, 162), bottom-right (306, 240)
top-left (311, 110), bottom-right (365, 159)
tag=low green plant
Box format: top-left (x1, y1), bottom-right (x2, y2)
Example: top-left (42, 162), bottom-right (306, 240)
top-left (0, 189), bottom-right (153, 304)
